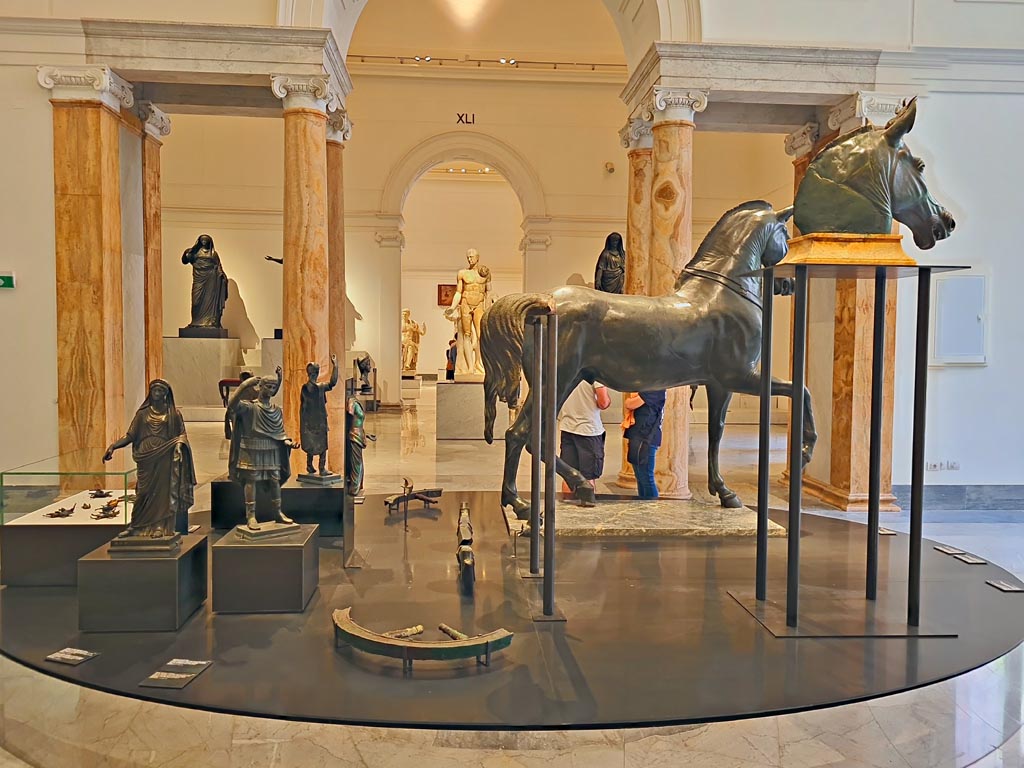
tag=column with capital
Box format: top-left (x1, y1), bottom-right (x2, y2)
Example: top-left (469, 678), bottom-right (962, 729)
top-left (614, 114), bottom-right (654, 489)
top-left (38, 65), bottom-right (132, 474)
top-left (272, 74), bottom-right (334, 469)
top-left (646, 87), bottom-right (707, 499)
top-left (139, 101), bottom-right (170, 384)
top-left (326, 108), bottom-right (351, 466)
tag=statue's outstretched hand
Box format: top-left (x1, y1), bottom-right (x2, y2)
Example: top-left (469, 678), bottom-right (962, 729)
top-left (102, 446), bottom-right (115, 463)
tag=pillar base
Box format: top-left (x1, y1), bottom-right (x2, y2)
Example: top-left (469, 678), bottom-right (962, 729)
top-left (801, 473), bottom-right (901, 513)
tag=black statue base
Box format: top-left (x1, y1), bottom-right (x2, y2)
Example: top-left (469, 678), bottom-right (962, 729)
top-left (233, 521), bottom-right (301, 541)
top-left (274, 328), bottom-right (283, 340)
top-left (179, 326), bottom-right (229, 339)
top-left (212, 524), bottom-right (318, 613)
top-left (78, 534), bottom-right (208, 632)
top-left (297, 472), bottom-right (342, 487)
top-left (211, 475), bottom-right (343, 536)
top-left (108, 533), bottom-right (181, 556)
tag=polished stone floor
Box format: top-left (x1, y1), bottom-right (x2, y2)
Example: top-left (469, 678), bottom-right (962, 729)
top-left (2, 381), bottom-right (1024, 766)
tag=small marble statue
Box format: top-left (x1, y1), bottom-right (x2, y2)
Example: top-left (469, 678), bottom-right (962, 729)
top-left (299, 354), bottom-right (340, 479)
top-left (345, 397), bottom-right (368, 497)
top-left (226, 366), bottom-right (299, 530)
top-left (103, 379), bottom-right (196, 540)
top-left (594, 232), bottom-right (626, 294)
top-left (181, 234), bottom-right (229, 333)
top-left (355, 353), bottom-right (374, 394)
top-left (401, 309), bottom-right (426, 373)
top-left (444, 248), bottom-right (492, 375)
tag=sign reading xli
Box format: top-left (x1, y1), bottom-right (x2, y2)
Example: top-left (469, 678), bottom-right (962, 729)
top-left (456, 113), bottom-right (476, 125)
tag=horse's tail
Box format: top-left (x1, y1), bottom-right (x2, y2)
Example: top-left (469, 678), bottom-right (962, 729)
top-left (482, 292), bottom-right (556, 443)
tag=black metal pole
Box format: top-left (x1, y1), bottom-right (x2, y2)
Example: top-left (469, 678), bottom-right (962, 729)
top-left (866, 267), bottom-right (887, 600)
top-left (756, 267), bottom-right (774, 601)
top-left (786, 265), bottom-right (808, 628)
top-left (542, 314), bottom-right (558, 616)
top-left (530, 319), bottom-right (543, 575)
top-left (908, 268), bottom-right (932, 627)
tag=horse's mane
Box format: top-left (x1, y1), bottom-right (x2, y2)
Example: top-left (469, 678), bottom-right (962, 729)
top-left (816, 123), bottom-right (876, 157)
top-left (685, 200), bottom-right (773, 269)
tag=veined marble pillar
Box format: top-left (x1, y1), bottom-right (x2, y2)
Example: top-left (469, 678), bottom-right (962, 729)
top-left (647, 87), bottom-right (707, 499)
top-left (784, 92), bottom-right (905, 511)
top-left (615, 116), bottom-right (654, 488)
top-left (326, 109), bottom-right (351, 468)
top-left (38, 66), bottom-right (133, 474)
top-left (139, 102), bottom-right (170, 384)
top-left (272, 75), bottom-right (334, 469)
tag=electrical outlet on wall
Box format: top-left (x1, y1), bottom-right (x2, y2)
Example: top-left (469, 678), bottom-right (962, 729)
top-left (926, 462), bottom-right (940, 471)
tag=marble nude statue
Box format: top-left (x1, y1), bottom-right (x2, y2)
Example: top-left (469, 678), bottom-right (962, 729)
top-left (401, 309), bottom-right (426, 373)
top-left (444, 248), bottom-right (492, 375)
top-left (299, 355), bottom-right (340, 478)
top-left (226, 366), bottom-right (299, 530)
top-left (181, 234), bottom-right (229, 331)
top-left (594, 232), bottom-right (626, 294)
top-left (103, 379), bottom-right (197, 538)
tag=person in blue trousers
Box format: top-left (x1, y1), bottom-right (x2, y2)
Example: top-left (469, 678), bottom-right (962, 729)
top-left (624, 390), bottom-right (666, 499)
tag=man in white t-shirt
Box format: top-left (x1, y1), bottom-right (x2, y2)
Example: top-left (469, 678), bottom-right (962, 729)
top-left (558, 380), bottom-right (611, 491)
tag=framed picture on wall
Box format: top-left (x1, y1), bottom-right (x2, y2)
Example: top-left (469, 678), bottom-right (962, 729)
top-left (437, 284), bottom-right (457, 306)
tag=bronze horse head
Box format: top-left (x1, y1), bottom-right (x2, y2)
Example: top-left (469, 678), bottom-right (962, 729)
top-left (795, 98), bottom-right (955, 250)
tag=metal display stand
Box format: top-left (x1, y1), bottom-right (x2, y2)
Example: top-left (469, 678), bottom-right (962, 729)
top-left (756, 262), bottom-right (968, 628)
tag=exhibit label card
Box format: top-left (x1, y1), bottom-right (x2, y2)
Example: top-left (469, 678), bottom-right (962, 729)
top-left (878, 528), bottom-right (897, 536)
top-left (987, 579), bottom-right (1024, 593)
top-left (934, 545), bottom-right (966, 555)
top-left (140, 658), bottom-right (211, 689)
top-left (954, 554), bottom-right (987, 565)
top-left (46, 648), bottom-right (99, 666)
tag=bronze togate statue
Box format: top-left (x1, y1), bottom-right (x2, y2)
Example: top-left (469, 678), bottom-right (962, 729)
top-left (181, 234), bottom-right (229, 335)
top-left (299, 354), bottom-right (340, 479)
top-left (594, 232), bottom-right (625, 294)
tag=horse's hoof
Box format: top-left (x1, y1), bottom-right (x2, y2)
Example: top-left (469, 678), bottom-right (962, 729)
top-left (574, 485), bottom-right (596, 507)
top-left (719, 491), bottom-right (743, 509)
top-left (802, 447), bottom-right (813, 467)
top-left (508, 497), bottom-right (531, 521)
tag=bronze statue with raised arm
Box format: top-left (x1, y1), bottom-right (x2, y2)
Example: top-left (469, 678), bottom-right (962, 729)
top-left (299, 354), bottom-right (340, 482)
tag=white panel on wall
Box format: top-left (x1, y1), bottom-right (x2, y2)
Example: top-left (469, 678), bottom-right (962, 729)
top-left (931, 273), bottom-right (987, 366)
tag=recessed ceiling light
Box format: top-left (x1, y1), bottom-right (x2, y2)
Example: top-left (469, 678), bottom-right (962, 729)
top-left (414, 56), bottom-right (421, 61)
top-left (499, 58), bottom-right (507, 64)
top-left (509, 59), bottom-right (517, 65)
top-left (484, 167), bottom-right (491, 172)
top-left (447, 168), bottom-right (454, 173)
top-left (425, 56), bottom-right (432, 62)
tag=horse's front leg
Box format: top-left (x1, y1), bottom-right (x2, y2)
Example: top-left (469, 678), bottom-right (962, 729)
top-left (705, 382), bottom-right (742, 508)
top-left (502, 392), bottom-right (533, 519)
top-left (721, 370), bottom-right (818, 466)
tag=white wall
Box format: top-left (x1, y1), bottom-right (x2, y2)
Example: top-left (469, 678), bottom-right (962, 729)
top-left (0, 64), bottom-right (57, 471)
top-left (889, 90), bottom-right (1024, 486)
top-left (401, 175), bottom-right (524, 373)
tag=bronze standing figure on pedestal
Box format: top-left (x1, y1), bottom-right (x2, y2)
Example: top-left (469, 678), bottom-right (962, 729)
top-left (299, 355), bottom-right (339, 477)
top-left (181, 234), bottom-right (229, 329)
top-left (103, 379), bottom-right (196, 537)
top-left (594, 232), bottom-right (626, 294)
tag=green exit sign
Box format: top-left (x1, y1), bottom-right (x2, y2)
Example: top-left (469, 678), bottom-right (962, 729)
top-left (0, 272), bottom-right (13, 289)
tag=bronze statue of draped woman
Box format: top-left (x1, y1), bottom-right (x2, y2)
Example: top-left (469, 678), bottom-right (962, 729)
top-left (103, 379), bottom-right (197, 537)
top-left (182, 234), bottom-right (228, 330)
top-left (594, 232), bottom-right (625, 294)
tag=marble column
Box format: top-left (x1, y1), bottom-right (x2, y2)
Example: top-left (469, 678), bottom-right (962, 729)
top-left (615, 115), bottom-right (654, 488)
top-left (646, 87), bottom-right (707, 499)
top-left (38, 66), bottom-right (133, 475)
top-left (326, 109), bottom-right (351, 470)
top-left (784, 91), bottom-right (906, 511)
top-left (272, 75), bottom-right (334, 470)
top-left (139, 102), bottom-right (170, 384)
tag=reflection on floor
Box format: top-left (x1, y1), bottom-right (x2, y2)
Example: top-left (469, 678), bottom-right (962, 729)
top-left (2, 380), bottom-right (1023, 766)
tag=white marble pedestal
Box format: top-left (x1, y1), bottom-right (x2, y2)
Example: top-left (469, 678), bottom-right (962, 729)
top-left (436, 380), bottom-right (510, 440)
top-left (163, 337), bottom-right (243, 407)
top-left (401, 376), bottom-right (421, 400)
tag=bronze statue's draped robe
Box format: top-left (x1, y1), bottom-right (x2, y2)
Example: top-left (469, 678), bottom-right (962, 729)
top-left (126, 396), bottom-right (196, 535)
top-left (300, 381), bottom-right (330, 455)
top-left (186, 249), bottom-right (228, 328)
top-left (228, 399), bottom-right (292, 484)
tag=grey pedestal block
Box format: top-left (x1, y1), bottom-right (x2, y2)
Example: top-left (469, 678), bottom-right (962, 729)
top-left (162, 337), bottom-right (243, 406)
top-left (212, 524), bottom-right (319, 613)
top-left (436, 380), bottom-right (510, 440)
top-left (78, 534), bottom-right (208, 632)
top-left (2, 522), bottom-right (124, 586)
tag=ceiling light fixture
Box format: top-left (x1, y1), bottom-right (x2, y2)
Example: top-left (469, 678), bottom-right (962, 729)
top-left (509, 59), bottom-right (517, 65)
top-left (460, 168), bottom-right (466, 173)
top-left (414, 56), bottom-right (421, 61)
top-left (425, 55), bottom-right (432, 62)
top-left (499, 58), bottom-right (507, 64)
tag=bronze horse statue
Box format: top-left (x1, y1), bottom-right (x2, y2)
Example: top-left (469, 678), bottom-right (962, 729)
top-left (483, 201), bottom-right (804, 517)
top-left (482, 99), bottom-right (955, 519)
top-left (795, 98), bottom-right (955, 246)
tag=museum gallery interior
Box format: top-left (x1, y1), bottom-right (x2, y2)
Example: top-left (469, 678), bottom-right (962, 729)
top-left (0, 0), bottom-right (1023, 765)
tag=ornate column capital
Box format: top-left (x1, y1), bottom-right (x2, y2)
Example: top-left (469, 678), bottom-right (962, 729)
top-left (619, 117), bottom-right (653, 151)
top-left (271, 74), bottom-right (341, 114)
top-left (827, 91), bottom-right (914, 134)
top-left (137, 101), bottom-right (171, 140)
top-left (36, 65), bottom-right (134, 111)
top-left (784, 122), bottom-right (820, 159)
top-left (327, 108), bottom-right (353, 144)
top-left (374, 228), bottom-right (405, 249)
top-left (651, 87), bottom-right (708, 123)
